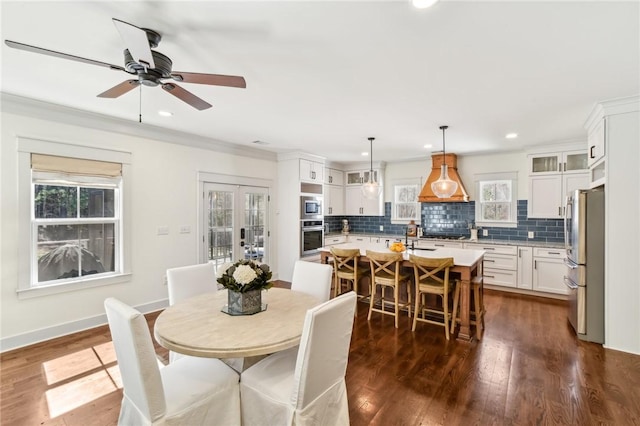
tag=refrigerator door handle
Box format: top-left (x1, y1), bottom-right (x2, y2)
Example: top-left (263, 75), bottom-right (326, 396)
top-left (564, 258), bottom-right (578, 269)
top-left (564, 276), bottom-right (578, 289)
top-left (564, 196), bottom-right (573, 253)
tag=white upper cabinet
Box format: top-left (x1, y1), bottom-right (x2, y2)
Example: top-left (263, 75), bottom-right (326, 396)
top-left (324, 184), bottom-right (344, 216)
top-left (299, 159), bottom-right (324, 183)
top-left (527, 147), bottom-right (589, 218)
top-left (345, 169), bottom-right (379, 185)
top-left (324, 168), bottom-right (344, 186)
top-left (345, 186), bottom-right (384, 216)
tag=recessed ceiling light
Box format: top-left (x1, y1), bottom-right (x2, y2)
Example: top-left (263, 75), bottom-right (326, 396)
top-left (362, 152), bottom-right (369, 156)
top-left (158, 110), bottom-right (173, 117)
top-left (505, 133), bottom-right (518, 139)
top-left (412, 0), bottom-right (439, 9)
top-left (252, 140), bottom-right (269, 145)
top-left (424, 144), bottom-right (433, 149)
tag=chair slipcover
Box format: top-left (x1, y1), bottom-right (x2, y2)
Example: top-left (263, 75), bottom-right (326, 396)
top-left (166, 263), bottom-right (244, 372)
top-left (240, 291), bottom-right (357, 425)
top-left (291, 260), bottom-right (333, 302)
top-left (166, 263), bottom-right (217, 305)
top-left (104, 297), bottom-right (241, 426)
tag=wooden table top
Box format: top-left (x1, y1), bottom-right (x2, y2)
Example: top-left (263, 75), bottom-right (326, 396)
top-left (154, 288), bottom-right (321, 358)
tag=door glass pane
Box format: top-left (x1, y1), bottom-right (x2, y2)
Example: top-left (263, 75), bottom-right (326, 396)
top-left (243, 192), bottom-right (266, 262)
top-left (565, 153), bottom-right (588, 171)
top-left (207, 190), bottom-right (234, 268)
top-left (531, 156), bottom-right (558, 173)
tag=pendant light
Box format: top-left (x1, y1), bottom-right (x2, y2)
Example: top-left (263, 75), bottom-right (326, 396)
top-left (362, 137), bottom-right (382, 199)
top-left (431, 125), bottom-right (458, 198)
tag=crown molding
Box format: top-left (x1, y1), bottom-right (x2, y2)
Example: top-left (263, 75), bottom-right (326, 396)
top-left (1, 92), bottom-right (277, 161)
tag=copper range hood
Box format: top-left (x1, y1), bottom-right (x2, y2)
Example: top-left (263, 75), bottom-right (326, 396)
top-left (418, 153), bottom-right (469, 202)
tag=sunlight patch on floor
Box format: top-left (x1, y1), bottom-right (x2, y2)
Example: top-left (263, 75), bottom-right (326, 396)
top-left (42, 342), bottom-right (123, 419)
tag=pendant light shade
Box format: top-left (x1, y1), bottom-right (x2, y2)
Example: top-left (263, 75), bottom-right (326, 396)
top-left (362, 137), bottom-right (382, 199)
top-left (431, 125), bottom-right (458, 198)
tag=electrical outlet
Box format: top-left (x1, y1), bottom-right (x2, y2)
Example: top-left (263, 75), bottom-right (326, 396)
top-left (162, 275), bottom-right (168, 286)
top-left (528, 231), bottom-right (534, 238)
top-left (379, 225), bottom-right (384, 231)
top-left (157, 226), bottom-right (169, 235)
top-left (180, 225), bottom-right (191, 234)
top-left (482, 229), bottom-right (489, 236)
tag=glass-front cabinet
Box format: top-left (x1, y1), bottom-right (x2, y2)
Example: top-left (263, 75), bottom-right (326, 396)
top-left (529, 150), bottom-right (587, 175)
top-left (346, 170), bottom-right (378, 185)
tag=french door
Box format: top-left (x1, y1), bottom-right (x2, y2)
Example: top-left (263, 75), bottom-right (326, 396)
top-left (202, 183), bottom-right (269, 270)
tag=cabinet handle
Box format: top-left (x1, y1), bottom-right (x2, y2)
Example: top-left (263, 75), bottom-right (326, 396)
top-left (563, 162), bottom-right (566, 172)
top-left (482, 247), bottom-right (495, 250)
top-left (534, 260), bottom-right (537, 269)
top-left (518, 248), bottom-right (521, 258)
top-left (484, 275), bottom-right (495, 279)
top-left (329, 176), bottom-right (332, 183)
top-left (484, 259), bottom-right (495, 262)
top-left (590, 145), bottom-right (596, 159)
top-left (548, 251), bottom-right (561, 255)
top-left (435, 244), bottom-right (445, 247)
top-left (558, 163), bottom-right (561, 172)
top-left (558, 206), bottom-right (562, 216)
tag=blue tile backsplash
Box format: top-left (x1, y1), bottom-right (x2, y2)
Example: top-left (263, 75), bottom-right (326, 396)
top-left (324, 200), bottom-right (565, 244)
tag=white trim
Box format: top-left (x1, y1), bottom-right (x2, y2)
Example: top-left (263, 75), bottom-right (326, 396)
top-left (3, 93), bottom-right (277, 161)
top-left (17, 137), bottom-right (132, 297)
top-left (0, 298), bottom-right (168, 353)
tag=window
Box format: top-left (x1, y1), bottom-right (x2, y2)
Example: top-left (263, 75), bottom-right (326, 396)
top-left (475, 172), bottom-right (517, 228)
top-left (391, 179), bottom-right (421, 223)
top-left (18, 138), bottom-right (131, 298)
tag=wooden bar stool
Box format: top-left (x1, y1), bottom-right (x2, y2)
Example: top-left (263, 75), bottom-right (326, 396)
top-left (451, 275), bottom-right (485, 340)
top-left (366, 251), bottom-right (412, 328)
top-left (330, 247), bottom-right (369, 315)
top-left (409, 255), bottom-right (455, 339)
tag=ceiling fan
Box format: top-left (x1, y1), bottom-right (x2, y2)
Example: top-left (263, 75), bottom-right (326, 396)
top-left (4, 18), bottom-right (246, 110)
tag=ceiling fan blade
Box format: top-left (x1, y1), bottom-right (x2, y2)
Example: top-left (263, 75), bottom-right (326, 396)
top-left (170, 72), bottom-right (246, 88)
top-left (161, 83), bottom-right (212, 110)
top-left (4, 40), bottom-right (126, 71)
top-left (112, 18), bottom-right (155, 69)
top-left (97, 80), bottom-right (140, 98)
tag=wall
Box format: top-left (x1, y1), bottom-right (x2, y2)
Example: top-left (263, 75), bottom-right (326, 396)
top-left (0, 105), bottom-right (277, 350)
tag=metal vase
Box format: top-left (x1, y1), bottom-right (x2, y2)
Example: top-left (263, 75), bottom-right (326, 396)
top-left (227, 289), bottom-right (262, 315)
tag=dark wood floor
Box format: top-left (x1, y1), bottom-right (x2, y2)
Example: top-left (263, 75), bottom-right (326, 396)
top-left (1, 286), bottom-right (639, 425)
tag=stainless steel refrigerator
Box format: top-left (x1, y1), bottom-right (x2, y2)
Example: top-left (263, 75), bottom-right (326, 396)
top-left (564, 187), bottom-right (604, 344)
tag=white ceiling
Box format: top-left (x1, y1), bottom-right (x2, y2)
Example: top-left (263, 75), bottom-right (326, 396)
top-left (1, 1), bottom-right (638, 164)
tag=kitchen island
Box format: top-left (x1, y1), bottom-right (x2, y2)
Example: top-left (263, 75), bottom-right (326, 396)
top-left (319, 242), bottom-right (485, 342)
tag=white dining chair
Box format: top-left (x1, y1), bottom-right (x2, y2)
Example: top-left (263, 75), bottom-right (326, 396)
top-left (290, 259), bottom-right (333, 302)
top-left (104, 297), bottom-right (241, 426)
top-left (166, 263), bottom-right (244, 372)
top-left (240, 291), bottom-right (357, 425)
top-left (166, 263), bottom-right (217, 305)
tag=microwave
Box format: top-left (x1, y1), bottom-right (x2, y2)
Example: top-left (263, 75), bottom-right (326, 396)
top-left (300, 196), bottom-right (323, 219)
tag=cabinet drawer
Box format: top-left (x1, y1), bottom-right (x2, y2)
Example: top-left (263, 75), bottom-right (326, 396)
top-left (465, 243), bottom-right (517, 256)
top-left (484, 253), bottom-right (517, 270)
top-left (324, 236), bottom-right (346, 245)
top-left (483, 268), bottom-right (517, 288)
top-left (416, 240), bottom-right (463, 249)
top-left (533, 248), bottom-right (565, 259)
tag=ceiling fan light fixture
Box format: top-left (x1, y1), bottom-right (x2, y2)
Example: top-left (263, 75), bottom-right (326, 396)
top-left (431, 125), bottom-right (458, 198)
top-left (362, 137), bottom-right (382, 199)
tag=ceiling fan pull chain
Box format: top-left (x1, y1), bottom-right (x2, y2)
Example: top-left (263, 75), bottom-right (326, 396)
top-left (139, 84), bottom-right (142, 123)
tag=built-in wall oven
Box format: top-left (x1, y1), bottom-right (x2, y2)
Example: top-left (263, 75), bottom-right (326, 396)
top-left (300, 220), bottom-right (324, 256)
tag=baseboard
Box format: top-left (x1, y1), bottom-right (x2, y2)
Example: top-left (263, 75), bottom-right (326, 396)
top-left (0, 299), bottom-right (169, 353)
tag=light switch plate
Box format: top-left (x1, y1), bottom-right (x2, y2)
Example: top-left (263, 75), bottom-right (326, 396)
top-left (379, 225), bottom-right (384, 231)
top-left (482, 229), bottom-right (489, 236)
top-left (157, 226), bottom-right (169, 235)
top-left (180, 225), bottom-right (191, 234)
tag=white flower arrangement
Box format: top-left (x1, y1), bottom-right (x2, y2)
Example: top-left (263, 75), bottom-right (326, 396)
top-left (216, 259), bottom-right (273, 293)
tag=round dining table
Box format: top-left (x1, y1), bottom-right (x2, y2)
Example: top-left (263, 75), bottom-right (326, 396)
top-left (154, 288), bottom-right (321, 359)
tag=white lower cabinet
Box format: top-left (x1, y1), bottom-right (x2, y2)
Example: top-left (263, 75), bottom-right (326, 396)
top-left (324, 235), bottom-right (347, 246)
top-left (517, 246), bottom-right (533, 290)
top-left (465, 243), bottom-right (517, 288)
top-left (532, 248), bottom-right (567, 295)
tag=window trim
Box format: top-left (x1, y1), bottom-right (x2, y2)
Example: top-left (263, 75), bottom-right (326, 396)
top-left (474, 172), bottom-right (518, 229)
top-left (17, 137), bottom-right (132, 299)
top-left (390, 178), bottom-right (421, 224)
